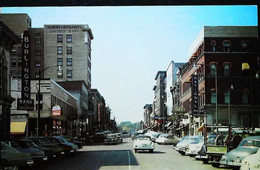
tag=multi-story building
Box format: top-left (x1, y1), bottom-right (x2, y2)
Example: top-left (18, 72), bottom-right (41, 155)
top-left (153, 71), bottom-right (166, 131)
top-left (143, 104), bottom-right (152, 128)
top-left (178, 26), bottom-right (260, 135)
top-left (0, 21), bottom-right (19, 140)
top-left (43, 25), bottom-right (93, 88)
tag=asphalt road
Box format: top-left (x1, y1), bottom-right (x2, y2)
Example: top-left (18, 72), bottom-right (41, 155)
top-left (31, 137), bottom-right (231, 170)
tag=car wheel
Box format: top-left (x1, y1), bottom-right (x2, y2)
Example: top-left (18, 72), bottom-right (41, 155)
top-left (202, 159), bottom-right (208, 164)
top-left (211, 163), bottom-right (220, 168)
top-left (158, 143), bottom-right (161, 145)
top-left (149, 149), bottom-right (153, 153)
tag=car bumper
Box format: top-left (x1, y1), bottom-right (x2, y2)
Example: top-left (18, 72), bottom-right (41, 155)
top-left (220, 160), bottom-right (241, 167)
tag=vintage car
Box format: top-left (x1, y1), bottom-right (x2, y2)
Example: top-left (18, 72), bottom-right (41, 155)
top-left (155, 134), bottom-right (179, 145)
top-left (240, 148), bottom-right (260, 170)
top-left (1, 141), bottom-right (34, 169)
top-left (52, 136), bottom-right (78, 153)
top-left (61, 135), bottom-right (83, 149)
top-left (185, 137), bottom-right (204, 157)
top-left (220, 136), bottom-right (260, 168)
top-left (133, 135), bottom-right (154, 153)
top-left (174, 135), bottom-right (202, 155)
top-left (45, 136), bottom-right (74, 155)
top-left (114, 133), bottom-right (123, 143)
top-left (104, 134), bottom-right (118, 145)
top-left (3, 141), bottom-right (46, 163)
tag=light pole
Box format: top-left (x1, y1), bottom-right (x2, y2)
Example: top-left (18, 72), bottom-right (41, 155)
top-left (228, 84), bottom-right (233, 126)
top-left (36, 65), bottom-right (61, 137)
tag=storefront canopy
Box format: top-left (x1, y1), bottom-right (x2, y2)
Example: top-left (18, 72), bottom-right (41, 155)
top-left (10, 121), bottom-right (27, 134)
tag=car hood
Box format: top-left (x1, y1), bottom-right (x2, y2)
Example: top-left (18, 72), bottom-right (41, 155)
top-left (134, 140), bottom-right (153, 145)
top-left (224, 146), bottom-right (259, 161)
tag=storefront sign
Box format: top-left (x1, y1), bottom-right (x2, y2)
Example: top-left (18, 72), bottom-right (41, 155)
top-left (17, 99), bottom-right (34, 111)
top-left (52, 105), bottom-right (61, 116)
top-left (191, 75), bottom-right (200, 116)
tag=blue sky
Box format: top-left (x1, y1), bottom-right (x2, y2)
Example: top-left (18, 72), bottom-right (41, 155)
top-left (2, 6), bottom-right (257, 123)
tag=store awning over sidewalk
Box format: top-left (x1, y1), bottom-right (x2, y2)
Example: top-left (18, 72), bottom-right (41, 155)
top-left (10, 121), bottom-right (27, 134)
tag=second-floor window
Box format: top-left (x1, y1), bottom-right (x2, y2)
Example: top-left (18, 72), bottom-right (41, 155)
top-left (57, 46), bottom-right (63, 54)
top-left (211, 92), bottom-right (216, 104)
top-left (224, 63), bottom-right (230, 76)
top-left (210, 63), bottom-right (217, 76)
top-left (57, 34), bottom-right (63, 43)
top-left (67, 45), bottom-right (72, 54)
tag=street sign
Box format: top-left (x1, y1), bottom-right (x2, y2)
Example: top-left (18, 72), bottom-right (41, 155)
top-left (17, 99), bottom-right (34, 111)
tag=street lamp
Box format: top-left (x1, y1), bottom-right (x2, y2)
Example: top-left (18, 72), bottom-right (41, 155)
top-left (36, 65), bottom-right (62, 137)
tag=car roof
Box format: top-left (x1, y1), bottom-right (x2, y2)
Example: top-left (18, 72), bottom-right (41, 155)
top-left (242, 136), bottom-right (260, 141)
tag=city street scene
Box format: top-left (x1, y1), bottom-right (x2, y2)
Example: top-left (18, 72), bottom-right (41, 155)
top-left (0, 2), bottom-right (260, 170)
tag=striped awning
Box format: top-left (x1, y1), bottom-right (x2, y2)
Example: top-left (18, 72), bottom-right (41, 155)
top-left (10, 121), bottom-right (27, 134)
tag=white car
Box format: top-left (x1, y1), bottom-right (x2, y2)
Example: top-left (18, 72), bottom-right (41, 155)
top-left (185, 137), bottom-right (204, 156)
top-left (133, 135), bottom-right (154, 153)
top-left (241, 148), bottom-right (260, 170)
top-left (156, 134), bottom-right (178, 145)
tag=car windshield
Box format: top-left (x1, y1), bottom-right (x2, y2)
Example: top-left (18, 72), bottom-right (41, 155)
top-left (239, 140), bottom-right (260, 147)
top-left (159, 134), bottom-right (169, 138)
top-left (137, 136), bottom-right (151, 141)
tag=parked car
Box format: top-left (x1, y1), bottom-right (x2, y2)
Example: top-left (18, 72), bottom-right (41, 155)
top-left (45, 136), bottom-right (74, 155)
top-left (185, 137), bottom-right (204, 157)
top-left (220, 136), bottom-right (260, 169)
top-left (115, 133), bottom-right (123, 143)
top-left (155, 134), bottom-right (179, 145)
top-left (15, 138), bottom-right (55, 161)
top-left (1, 141), bottom-right (34, 169)
top-left (61, 135), bottom-right (83, 149)
top-left (26, 137), bottom-right (66, 157)
top-left (104, 134), bottom-right (118, 145)
top-left (3, 141), bottom-right (46, 163)
top-left (52, 136), bottom-right (78, 153)
top-left (133, 135), bottom-right (154, 153)
top-left (240, 148), bottom-right (260, 170)
top-left (174, 135), bottom-right (202, 155)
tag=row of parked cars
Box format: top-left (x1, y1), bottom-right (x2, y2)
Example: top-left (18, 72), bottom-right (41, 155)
top-left (174, 133), bottom-right (260, 169)
top-left (1, 135), bottom-right (83, 169)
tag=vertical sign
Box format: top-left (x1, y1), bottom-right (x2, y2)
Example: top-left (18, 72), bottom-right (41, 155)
top-left (192, 75), bottom-right (199, 116)
top-left (18, 30), bottom-right (34, 111)
top-left (21, 30), bottom-right (30, 99)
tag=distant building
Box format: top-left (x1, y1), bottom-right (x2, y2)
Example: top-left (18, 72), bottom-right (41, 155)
top-left (143, 104), bottom-right (152, 128)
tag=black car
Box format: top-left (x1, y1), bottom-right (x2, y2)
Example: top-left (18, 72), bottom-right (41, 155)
top-left (3, 141), bottom-right (46, 163)
top-left (45, 136), bottom-right (74, 155)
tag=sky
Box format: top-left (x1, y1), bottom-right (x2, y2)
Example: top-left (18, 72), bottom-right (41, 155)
top-left (2, 6), bottom-right (257, 124)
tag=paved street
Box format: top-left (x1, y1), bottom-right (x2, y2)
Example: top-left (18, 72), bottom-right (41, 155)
top-left (29, 137), bottom-right (232, 170)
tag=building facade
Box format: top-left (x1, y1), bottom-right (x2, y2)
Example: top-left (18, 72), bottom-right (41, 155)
top-left (178, 26), bottom-right (260, 135)
top-left (143, 104), bottom-right (152, 129)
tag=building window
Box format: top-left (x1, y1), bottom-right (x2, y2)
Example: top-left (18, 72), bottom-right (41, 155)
top-left (57, 46), bottom-right (63, 55)
top-left (223, 41), bottom-right (231, 52)
top-left (35, 32), bottom-right (41, 37)
top-left (224, 63), bottom-right (230, 76)
top-left (67, 69), bottom-right (72, 78)
top-left (35, 38), bottom-right (41, 44)
top-left (67, 45), bottom-right (72, 54)
top-left (210, 63), bottom-right (217, 76)
top-left (35, 50), bottom-right (41, 57)
top-left (57, 58), bottom-right (63, 66)
top-left (211, 92), bottom-right (216, 104)
top-left (11, 58), bottom-right (17, 67)
top-left (67, 34), bottom-right (72, 43)
top-left (241, 41), bottom-right (249, 52)
top-left (36, 104), bottom-right (43, 110)
top-left (35, 73), bottom-right (40, 79)
top-left (18, 58), bottom-right (22, 67)
top-left (57, 69), bottom-right (63, 78)
top-left (11, 48), bottom-right (17, 55)
top-left (57, 34), bottom-right (63, 43)
top-left (224, 92), bottom-right (230, 104)
top-left (211, 40), bottom-right (216, 52)
top-left (67, 58), bottom-right (72, 66)
top-left (35, 60), bottom-right (41, 67)
top-left (242, 90), bottom-right (249, 104)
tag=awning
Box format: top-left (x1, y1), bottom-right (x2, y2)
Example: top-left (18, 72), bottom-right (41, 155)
top-left (10, 121), bottom-right (27, 134)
